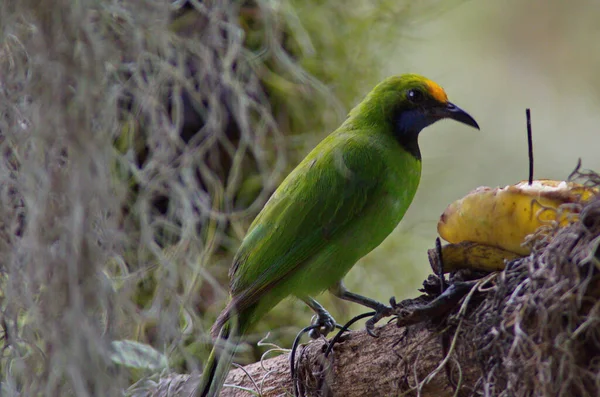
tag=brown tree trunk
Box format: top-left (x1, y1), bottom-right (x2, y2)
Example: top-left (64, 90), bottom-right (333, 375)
top-left (146, 321), bottom-right (479, 397)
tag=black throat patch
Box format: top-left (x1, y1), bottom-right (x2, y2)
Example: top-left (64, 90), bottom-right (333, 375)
top-left (394, 130), bottom-right (421, 160)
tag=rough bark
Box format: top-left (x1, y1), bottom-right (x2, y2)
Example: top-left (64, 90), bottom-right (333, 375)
top-left (144, 320), bottom-right (479, 397)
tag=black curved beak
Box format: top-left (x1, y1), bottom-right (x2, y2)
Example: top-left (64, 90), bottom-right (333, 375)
top-left (439, 102), bottom-right (480, 130)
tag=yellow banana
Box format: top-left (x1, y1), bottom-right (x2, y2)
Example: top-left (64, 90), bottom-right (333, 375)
top-left (429, 241), bottom-right (521, 273)
top-left (438, 180), bottom-right (597, 256)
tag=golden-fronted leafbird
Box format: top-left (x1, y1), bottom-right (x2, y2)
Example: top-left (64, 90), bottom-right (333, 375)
top-left (197, 74), bottom-right (479, 396)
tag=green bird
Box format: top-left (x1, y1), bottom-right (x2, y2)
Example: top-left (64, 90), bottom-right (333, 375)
top-left (197, 74), bottom-right (479, 396)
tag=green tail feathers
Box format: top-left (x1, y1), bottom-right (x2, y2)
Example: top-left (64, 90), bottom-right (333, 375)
top-left (197, 319), bottom-right (239, 397)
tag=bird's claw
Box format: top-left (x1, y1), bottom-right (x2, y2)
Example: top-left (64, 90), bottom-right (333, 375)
top-left (308, 312), bottom-right (337, 339)
top-left (365, 300), bottom-right (394, 338)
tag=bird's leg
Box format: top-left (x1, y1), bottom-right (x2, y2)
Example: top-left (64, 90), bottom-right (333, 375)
top-left (329, 281), bottom-right (393, 337)
top-left (302, 297), bottom-right (338, 339)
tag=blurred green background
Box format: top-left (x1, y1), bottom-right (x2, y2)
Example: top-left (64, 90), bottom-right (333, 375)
top-left (231, 0), bottom-right (600, 366)
top-left (2, 0), bottom-right (600, 393)
top-left (264, 0), bottom-right (600, 325)
top-left (342, 0), bottom-right (600, 310)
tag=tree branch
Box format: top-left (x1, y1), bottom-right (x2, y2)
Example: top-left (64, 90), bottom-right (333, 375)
top-left (145, 320), bottom-right (479, 397)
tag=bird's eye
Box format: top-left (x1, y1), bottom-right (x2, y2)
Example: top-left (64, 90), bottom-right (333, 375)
top-left (407, 89), bottom-right (424, 103)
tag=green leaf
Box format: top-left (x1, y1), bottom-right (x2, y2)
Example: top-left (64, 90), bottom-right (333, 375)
top-left (110, 340), bottom-right (168, 371)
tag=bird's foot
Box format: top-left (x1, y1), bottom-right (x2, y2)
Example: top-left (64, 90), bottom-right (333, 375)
top-left (365, 297), bottom-right (396, 337)
top-left (308, 309), bottom-right (337, 339)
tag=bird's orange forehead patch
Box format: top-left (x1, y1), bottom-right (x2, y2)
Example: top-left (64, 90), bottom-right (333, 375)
top-left (425, 80), bottom-right (448, 103)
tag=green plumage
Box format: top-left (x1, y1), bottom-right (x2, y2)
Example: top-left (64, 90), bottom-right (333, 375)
top-left (198, 74), bottom-right (479, 396)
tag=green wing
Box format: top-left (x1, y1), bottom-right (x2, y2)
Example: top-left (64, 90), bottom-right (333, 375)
top-left (229, 132), bottom-right (385, 310)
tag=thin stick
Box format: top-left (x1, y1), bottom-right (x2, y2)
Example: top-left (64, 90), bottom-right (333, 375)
top-left (324, 311), bottom-right (375, 358)
top-left (436, 237), bottom-right (446, 293)
top-left (291, 322), bottom-right (346, 396)
top-left (290, 324), bottom-right (321, 396)
top-left (526, 108), bottom-right (534, 185)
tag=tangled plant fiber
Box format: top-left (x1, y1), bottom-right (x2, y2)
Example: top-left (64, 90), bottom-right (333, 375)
top-left (0, 0), bottom-right (290, 394)
top-left (464, 168), bottom-right (600, 397)
top-left (0, 0), bottom-right (418, 395)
